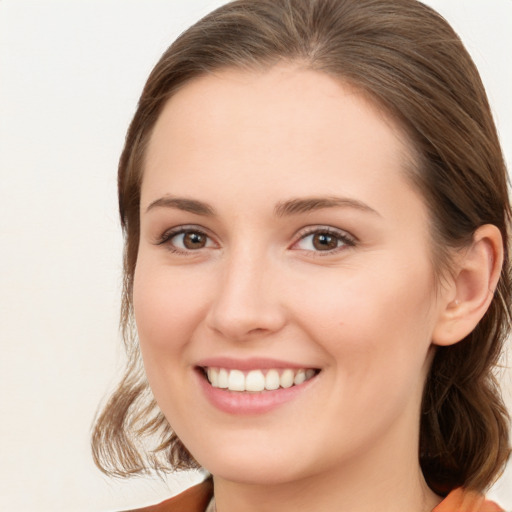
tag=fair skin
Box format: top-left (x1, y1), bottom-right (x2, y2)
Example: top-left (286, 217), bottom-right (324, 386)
top-left (133, 65), bottom-right (502, 512)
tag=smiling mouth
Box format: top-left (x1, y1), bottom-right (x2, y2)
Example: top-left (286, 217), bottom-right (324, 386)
top-left (200, 367), bottom-right (319, 392)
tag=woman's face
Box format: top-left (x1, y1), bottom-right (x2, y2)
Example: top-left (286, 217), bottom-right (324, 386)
top-left (134, 65), bottom-right (449, 486)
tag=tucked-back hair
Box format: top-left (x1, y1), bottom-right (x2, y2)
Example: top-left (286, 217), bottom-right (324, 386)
top-left (92, 0), bottom-right (511, 494)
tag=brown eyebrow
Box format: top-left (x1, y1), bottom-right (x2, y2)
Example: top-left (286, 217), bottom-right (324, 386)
top-left (274, 196), bottom-right (380, 217)
top-left (145, 195), bottom-right (378, 218)
top-left (145, 196), bottom-right (215, 216)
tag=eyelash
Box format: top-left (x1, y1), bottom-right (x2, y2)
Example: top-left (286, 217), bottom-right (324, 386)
top-left (292, 226), bottom-right (356, 255)
top-left (156, 226), bottom-right (214, 255)
top-left (155, 225), bottom-right (357, 255)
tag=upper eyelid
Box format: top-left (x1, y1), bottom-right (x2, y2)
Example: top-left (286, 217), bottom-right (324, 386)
top-left (293, 225), bottom-right (357, 242)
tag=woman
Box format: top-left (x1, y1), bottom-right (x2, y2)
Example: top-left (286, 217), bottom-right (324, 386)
top-left (92, 0), bottom-right (511, 510)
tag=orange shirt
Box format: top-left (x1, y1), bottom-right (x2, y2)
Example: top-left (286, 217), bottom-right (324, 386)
top-left (124, 479), bottom-right (504, 512)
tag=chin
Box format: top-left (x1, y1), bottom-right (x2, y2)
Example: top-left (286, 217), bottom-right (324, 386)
top-left (191, 437), bottom-right (328, 487)
top-left (206, 460), bottom-right (307, 486)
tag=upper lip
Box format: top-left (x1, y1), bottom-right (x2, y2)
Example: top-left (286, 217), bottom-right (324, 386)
top-left (196, 357), bottom-right (319, 371)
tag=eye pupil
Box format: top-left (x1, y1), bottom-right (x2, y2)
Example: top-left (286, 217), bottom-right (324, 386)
top-left (313, 233), bottom-right (338, 251)
top-left (183, 232), bottom-right (206, 249)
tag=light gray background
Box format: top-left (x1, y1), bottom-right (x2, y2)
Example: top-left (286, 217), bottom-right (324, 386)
top-left (0, 1), bottom-right (511, 511)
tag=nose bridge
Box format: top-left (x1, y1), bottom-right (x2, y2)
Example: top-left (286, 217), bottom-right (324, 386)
top-left (206, 243), bottom-right (284, 340)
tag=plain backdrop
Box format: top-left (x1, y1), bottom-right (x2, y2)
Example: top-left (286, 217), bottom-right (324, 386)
top-left (0, 1), bottom-right (511, 511)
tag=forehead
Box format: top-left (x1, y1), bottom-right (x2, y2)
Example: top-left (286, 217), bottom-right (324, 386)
top-left (142, 65), bottom-right (419, 216)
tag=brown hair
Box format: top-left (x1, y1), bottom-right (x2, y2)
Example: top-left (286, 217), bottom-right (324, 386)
top-left (92, 0), bottom-right (511, 494)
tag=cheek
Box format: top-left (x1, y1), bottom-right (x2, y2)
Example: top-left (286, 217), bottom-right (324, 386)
top-left (133, 261), bottom-right (209, 354)
top-left (132, 261), bottom-right (211, 421)
top-left (290, 261), bottom-right (437, 375)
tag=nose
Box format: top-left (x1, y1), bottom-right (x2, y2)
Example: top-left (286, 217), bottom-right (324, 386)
top-left (205, 249), bottom-right (287, 341)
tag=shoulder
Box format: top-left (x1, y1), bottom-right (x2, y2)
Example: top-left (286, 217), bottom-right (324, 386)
top-left (433, 487), bottom-right (503, 512)
top-left (120, 478), bottom-right (214, 512)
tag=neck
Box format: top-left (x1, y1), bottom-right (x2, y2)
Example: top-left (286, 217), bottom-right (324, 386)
top-left (213, 467), bottom-right (440, 512)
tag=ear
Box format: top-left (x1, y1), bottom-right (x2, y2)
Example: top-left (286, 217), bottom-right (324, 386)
top-left (432, 224), bottom-right (503, 347)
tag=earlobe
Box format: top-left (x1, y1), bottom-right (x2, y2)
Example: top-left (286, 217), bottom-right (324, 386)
top-left (432, 224), bottom-right (503, 347)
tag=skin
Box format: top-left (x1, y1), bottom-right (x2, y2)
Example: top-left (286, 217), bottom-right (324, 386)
top-left (133, 65), bottom-right (501, 512)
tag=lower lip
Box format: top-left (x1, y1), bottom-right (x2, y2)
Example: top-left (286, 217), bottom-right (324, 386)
top-left (196, 370), bottom-right (317, 415)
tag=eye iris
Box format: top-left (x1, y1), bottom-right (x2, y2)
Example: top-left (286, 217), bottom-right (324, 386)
top-left (183, 232), bottom-right (206, 249)
top-left (313, 233), bottom-right (338, 251)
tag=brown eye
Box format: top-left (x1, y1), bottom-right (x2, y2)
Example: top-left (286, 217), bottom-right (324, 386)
top-left (312, 233), bottom-right (339, 251)
top-left (293, 228), bottom-right (355, 253)
top-left (182, 231), bottom-right (207, 249)
top-left (160, 228), bottom-right (214, 252)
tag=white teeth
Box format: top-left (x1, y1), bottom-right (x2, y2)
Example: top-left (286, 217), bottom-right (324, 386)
top-left (218, 368), bottom-right (229, 389)
top-left (265, 369), bottom-right (280, 390)
top-left (280, 369), bottom-right (294, 388)
top-left (246, 370), bottom-right (266, 392)
top-left (207, 367), bottom-right (218, 387)
top-left (205, 367), bottom-right (317, 392)
top-left (294, 369), bottom-right (306, 385)
top-left (228, 369), bottom-right (245, 391)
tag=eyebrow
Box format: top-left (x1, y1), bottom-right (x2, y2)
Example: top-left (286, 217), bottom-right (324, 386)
top-left (274, 196), bottom-right (380, 217)
top-left (145, 196), bottom-right (215, 216)
top-left (145, 194), bottom-right (379, 218)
